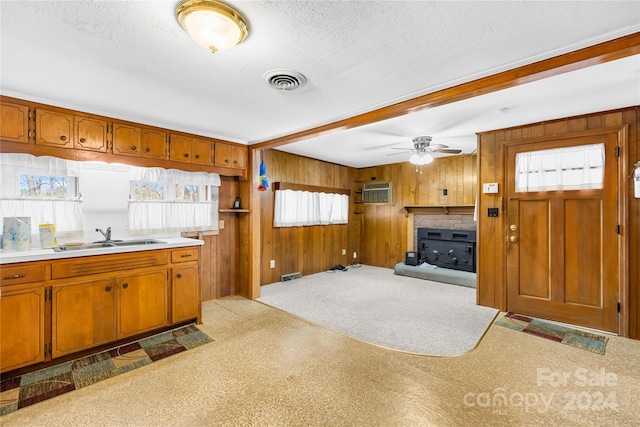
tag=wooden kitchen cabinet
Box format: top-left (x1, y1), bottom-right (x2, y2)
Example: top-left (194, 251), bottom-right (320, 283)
top-left (117, 270), bottom-right (168, 338)
top-left (140, 127), bottom-right (167, 160)
top-left (51, 277), bottom-right (117, 358)
top-left (35, 107), bottom-right (73, 149)
top-left (0, 283), bottom-right (46, 373)
top-left (169, 133), bottom-right (213, 165)
top-left (215, 142), bottom-right (246, 169)
top-left (74, 115), bottom-right (108, 152)
top-left (112, 121), bottom-right (141, 157)
top-left (0, 100), bottom-right (30, 144)
top-left (171, 247), bottom-right (200, 323)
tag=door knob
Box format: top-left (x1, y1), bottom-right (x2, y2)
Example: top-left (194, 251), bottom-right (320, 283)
top-left (509, 224), bottom-right (518, 231)
top-left (509, 236), bottom-right (518, 243)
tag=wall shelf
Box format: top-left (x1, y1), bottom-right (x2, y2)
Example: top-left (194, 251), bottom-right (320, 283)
top-left (219, 209), bottom-right (250, 213)
top-left (403, 205), bottom-right (475, 216)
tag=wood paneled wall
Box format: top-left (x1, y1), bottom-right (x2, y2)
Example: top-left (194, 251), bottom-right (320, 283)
top-left (477, 107), bottom-right (639, 339)
top-left (357, 156), bottom-right (477, 268)
top-left (198, 176), bottom-right (244, 300)
top-left (259, 150), bottom-right (360, 285)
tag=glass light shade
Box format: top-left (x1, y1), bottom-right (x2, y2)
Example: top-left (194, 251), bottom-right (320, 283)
top-left (409, 153), bottom-right (433, 165)
top-left (177, 1), bottom-right (248, 54)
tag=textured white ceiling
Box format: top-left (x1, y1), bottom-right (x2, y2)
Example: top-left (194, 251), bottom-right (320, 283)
top-left (1, 1), bottom-right (639, 168)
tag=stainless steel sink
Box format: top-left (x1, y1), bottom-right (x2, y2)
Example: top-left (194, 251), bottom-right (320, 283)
top-left (111, 239), bottom-right (163, 246)
top-left (53, 239), bottom-right (163, 252)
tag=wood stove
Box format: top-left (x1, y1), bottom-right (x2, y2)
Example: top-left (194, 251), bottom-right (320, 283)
top-left (417, 228), bottom-right (476, 273)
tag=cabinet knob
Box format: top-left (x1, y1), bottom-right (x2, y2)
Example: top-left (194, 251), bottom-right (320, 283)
top-left (177, 273), bottom-right (182, 279)
top-left (225, 159), bottom-right (229, 164)
top-left (184, 153), bottom-right (189, 158)
top-left (60, 135), bottom-right (67, 141)
top-left (233, 160), bottom-right (238, 164)
top-left (105, 285), bottom-right (112, 292)
top-left (122, 283), bottom-right (129, 289)
top-left (79, 137), bottom-right (86, 143)
top-left (145, 147), bottom-right (150, 152)
top-left (131, 145), bottom-right (137, 151)
top-left (195, 154), bottom-right (200, 159)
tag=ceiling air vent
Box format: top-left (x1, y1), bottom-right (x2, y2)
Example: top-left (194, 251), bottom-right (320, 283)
top-left (362, 182), bottom-right (393, 204)
top-left (264, 69), bottom-right (307, 92)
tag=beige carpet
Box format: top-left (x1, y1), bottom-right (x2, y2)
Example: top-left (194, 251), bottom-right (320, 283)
top-left (257, 265), bottom-right (499, 355)
top-left (2, 297), bottom-right (639, 426)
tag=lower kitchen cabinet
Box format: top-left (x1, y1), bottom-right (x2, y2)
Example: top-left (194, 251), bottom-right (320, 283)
top-left (172, 263), bottom-right (199, 323)
top-left (0, 283), bottom-right (46, 372)
top-left (1, 244), bottom-right (201, 374)
top-left (52, 278), bottom-right (117, 358)
top-left (117, 270), bottom-right (168, 338)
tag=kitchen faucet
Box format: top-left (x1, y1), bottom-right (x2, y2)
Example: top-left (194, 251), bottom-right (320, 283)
top-left (95, 227), bottom-right (112, 242)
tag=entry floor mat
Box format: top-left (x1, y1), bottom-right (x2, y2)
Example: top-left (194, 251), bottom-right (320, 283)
top-left (495, 312), bottom-right (609, 355)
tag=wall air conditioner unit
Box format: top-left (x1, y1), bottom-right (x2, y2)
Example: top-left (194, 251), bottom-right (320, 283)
top-left (362, 182), bottom-right (393, 204)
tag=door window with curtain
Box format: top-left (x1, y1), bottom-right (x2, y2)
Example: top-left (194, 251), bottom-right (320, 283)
top-left (515, 143), bottom-right (605, 192)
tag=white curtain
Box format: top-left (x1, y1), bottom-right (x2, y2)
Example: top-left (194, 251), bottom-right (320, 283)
top-left (0, 154), bottom-right (84, 238)
top-left (274, 189), bottom-right (348, 227)
top-left (515, 143), bottom-right (605, 192)
top-left (127, 166), bottom-right (220, 234)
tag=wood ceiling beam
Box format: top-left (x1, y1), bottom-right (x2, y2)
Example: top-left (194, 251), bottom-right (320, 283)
top-left (252, 31), bottom-right (640, 150)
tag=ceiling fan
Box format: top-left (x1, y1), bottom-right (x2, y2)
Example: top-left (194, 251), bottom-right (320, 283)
top-left (389, 136), bottom-right (462, 165)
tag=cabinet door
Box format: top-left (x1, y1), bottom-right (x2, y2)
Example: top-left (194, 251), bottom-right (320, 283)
top-left (0, 101), bottom-right (30, 144)
top-left (231, 146), bottom-right (247, 169)
top-left (117, 270), bottom-right (168, 338)
top-left (75, 116), bottom-right (108, 152)
top-left (0, 284), bottom-right (46, 373)
top-left (172, 263), bottom-right (200, 323)
top-left (214, 142), bottom-right (232, 167)
top-left (35, 108), bottom-right (73, 148)
top-left (140, 128), bottom-right (167, 159)
top-left (112, 122), bottom-right (141, 156)
top-left (52, 278), bottom-right (117, 358)
top-left (192, 138), bottom-right (213, 165)
top-left (169, 133), bottom-right (192, 163)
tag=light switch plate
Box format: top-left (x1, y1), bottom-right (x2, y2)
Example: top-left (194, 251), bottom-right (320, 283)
top-left (483, 183), bottom-right (499, 194)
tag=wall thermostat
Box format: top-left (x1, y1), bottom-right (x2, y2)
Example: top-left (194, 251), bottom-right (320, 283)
top-left (483, 183), bottom-right (499, 194)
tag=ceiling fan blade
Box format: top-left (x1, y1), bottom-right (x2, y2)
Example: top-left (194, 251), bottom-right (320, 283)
top-left (428, 143), bottom-right (449, 149)
top-left (432, 149), bottom-right (462, 154)
top-left (386, 151), bottom-right (411, 156)
top-left (390, 147), bottom-right (412, 150)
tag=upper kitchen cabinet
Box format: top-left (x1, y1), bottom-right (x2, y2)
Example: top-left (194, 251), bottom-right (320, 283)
top-left (35, 107), bottom-right (107, 152)
top-left (35, 107), bottom-right (73, 149)
top-left (141, 127), bottom-right (167, 160)
top-left (0, 100), bottom-right (30, 144)
top-left (112, 122), bottom-right (167, 160)
top-left (169, 133), bottom-right (213, 165)
top-left (112, 122), bottom-right (141, 157)
top-left (215, 142), bottom-right (246, 169)
top-left (74, 115), bottom-right (108, 152)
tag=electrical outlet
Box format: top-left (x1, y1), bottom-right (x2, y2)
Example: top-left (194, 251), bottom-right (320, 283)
top-left (342, 249), bottom-right (346, 255)
top-left (219, 220), bottom-right (224, 229)
top-left (353, 252), bottom-right (357, 259)
top-left (269, 260), bottom-right (275, 269)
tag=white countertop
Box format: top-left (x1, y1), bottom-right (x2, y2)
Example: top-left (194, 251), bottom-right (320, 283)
top-left (0, 237), bottom-right (203, 265)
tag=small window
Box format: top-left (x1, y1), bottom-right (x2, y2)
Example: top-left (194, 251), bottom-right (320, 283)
top-left (176, 184), bottom-right (200, 202)
top-left (515, 143), bottom-right (605, 192)
top-left (19, 174), bottom-right (69, 198)
top-left (131, 181), bottom-right (164, 201)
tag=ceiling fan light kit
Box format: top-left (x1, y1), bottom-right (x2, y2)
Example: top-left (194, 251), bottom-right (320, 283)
top-left (176, 0), bottom-right (248, 54)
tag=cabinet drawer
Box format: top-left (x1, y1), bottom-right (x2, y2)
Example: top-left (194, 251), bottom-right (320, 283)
top-left (1, 264), bottom-right (47, 286)
top-left (171, 248), bottom-right (199, 263)
top-left (52, 251), bottom-right (168, 279)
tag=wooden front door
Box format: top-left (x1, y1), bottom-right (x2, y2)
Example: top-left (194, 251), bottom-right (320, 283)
top-left (505, 133), bottom-right (619, 332)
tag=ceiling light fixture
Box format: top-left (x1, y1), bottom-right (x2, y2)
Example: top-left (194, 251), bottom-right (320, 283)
top-left (409, 153), bottom-right (433, 165)
top-left (176, 0), bottom-right (248, 54)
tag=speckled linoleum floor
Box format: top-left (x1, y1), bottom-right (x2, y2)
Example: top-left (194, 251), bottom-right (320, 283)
top-left (2, 296), bottom-right (639, 426)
